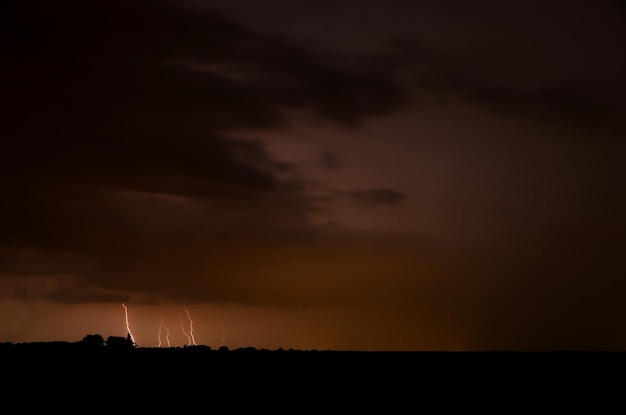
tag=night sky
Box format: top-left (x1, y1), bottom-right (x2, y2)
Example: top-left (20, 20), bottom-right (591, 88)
top-left (1, 0), bottom-right (625, 351)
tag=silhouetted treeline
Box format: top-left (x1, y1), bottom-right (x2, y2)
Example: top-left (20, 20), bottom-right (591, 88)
top-left (2, 335), bottom-right (623, 393)
top-left (0, 333), bottom-right (325, 354)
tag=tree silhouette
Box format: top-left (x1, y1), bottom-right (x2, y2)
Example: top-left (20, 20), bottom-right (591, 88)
top-left (80, 334), bottom-right (105, 349)
top-left (106, 334), bottom-right (136, 350)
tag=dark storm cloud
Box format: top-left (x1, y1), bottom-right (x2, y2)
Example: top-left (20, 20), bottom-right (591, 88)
top-left (380, 53), bottom-right (626, 136)
top-left (363, 0), bottom-right (626, 137)
top-left (2, 0), bottom-right (409, 130)
top-left (183, 0), bottom-right (626, 137)
top-left (334, 188), bottom-right (407, 207)
top-left (0, 0), bottom-right (412, 303)
top-left (418, 71), bottom-right (626, 135)
top-left (1, 0), bottom-right (411, 190)
top-left (318, 151), bottom-right (344, 169)
top-left (2, 0), bottom-right (624, 323)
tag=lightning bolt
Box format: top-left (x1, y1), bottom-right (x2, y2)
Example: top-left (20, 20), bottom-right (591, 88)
top-left (183, 304), bottom-right (197, 346)
top-left (158, 314), bottom-right (171, 348)
top-left (180, 312), bottom-right (192, 345)
top-left (158, 315), bottom-right (163, 347)
top-left (122, 303), bottom-right (136, 345)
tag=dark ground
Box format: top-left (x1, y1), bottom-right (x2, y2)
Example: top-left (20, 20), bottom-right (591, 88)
top-left (3, 341), bottom-right (622, 408)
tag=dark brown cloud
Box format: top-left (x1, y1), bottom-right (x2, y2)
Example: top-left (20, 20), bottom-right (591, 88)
top-left (2, 0), bottom-right (626, 351)
top-left (334, 188), bottom-right (408, 207)
top-left (360, 1), bottom-right (626, 137)
top-left (2, 0), bottom-right (410, 129)
top-left (419, 73), bottom-right (626, 135)
top-left (318, 151), bottom-right (344, 169)
top-left (0, 0), bottom-right (414, 304)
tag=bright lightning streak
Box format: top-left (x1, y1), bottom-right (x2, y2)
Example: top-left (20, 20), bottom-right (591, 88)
top-left (164, 326), bottom-right (171, 347)
top-left (184, 305), bottom-right (197, 346)
top-left (180, 312), bottom-right (192, 346)
top-left (158, 316), bottom-right (163, 348)
top-left (122, 303), bottom-right (136, 345)
top-left (158, 314), bottom-right (171, 348)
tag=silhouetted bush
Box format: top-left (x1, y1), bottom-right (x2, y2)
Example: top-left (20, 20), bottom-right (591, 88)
top-left (106, 334), bottom-right (136, 350)
top-left (80, 334), bottom-right (105, 349)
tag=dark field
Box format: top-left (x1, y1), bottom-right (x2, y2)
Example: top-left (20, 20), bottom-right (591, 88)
top-left (4, 340), bottom-right (623, 376)
top-left (3, 341), bottom-right (621, 409)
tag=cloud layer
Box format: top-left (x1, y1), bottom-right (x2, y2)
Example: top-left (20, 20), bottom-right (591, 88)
top-left (2, 0), bottom-right (626, 350)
